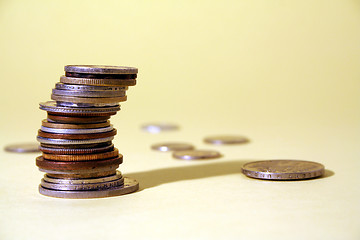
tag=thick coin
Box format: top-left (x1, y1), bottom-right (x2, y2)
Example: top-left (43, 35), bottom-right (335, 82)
top-left (151, 142), bottom-right (195, 152)
top-left (41, 177), bottom-right (124, 191)
top-left (39, 164), bottom-right (119, 175)
top-left (52, 89), bottom-right (126, 98)
top-left (42, 148), bottom-right (119, 161)
top-left (37, 129), bottom-right (117, 140)
top-left (42, 119), bottom-right (110, 129)
top-left (39, 143), bottom-right (114, 154)
top-left (39, 177), bottom-right (139, 199)
top-left (40, 125), bottom-right (113, 134)
top-left (4, 143), bottom-right (40, 153)
top-left (51, 94), bottom-right (127, 104)
top-left (241, 160), bottom-right (325, 180)
top-left (204, 135), bottom-right (249, 145)
top-left (64, 65), bottom-right (138, 74)
top-left (37, 136), bottom-right (114, 145)
top-left (172, 150), bottom-right (222, 160)
top-left (55, 83), bottom-right (127, 91)
top-left (40, 101), bottom-right (120, 115)
top-left (60, 76), bottom-right (136, 87)
top-left (36, 155), bottom-right (123, 171)
top-left (44, 171), bottom-right (122, 184)
top-left (141, 122), bottom-right (179, 133)
top-left (47, 114), bottom-right (110, 123)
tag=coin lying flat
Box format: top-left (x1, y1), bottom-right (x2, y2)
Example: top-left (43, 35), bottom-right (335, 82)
top-left (204, 135), bottom-right (249, 145)
top-left (141, 122), bottom-right (179, 133)
top-left (151, 142), bottom-right (195, 152)
top-left (4, 143), bottom-right (40, 153)
top-left (64, 65), bottom-right (138, 74)
top-left (241, 160), bottom-right (325, 180)
top-left (40, 102), bottom-right (121, 116)
top-left (172, 150), bottom-right (222, 160)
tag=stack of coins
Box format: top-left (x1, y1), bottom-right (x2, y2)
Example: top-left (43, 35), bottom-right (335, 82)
top-left (36, 65), bottom-right (139, 198)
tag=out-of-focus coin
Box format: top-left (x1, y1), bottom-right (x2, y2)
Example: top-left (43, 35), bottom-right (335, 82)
top-left (4, 143), bottom-right (40, 153)
top-left (151, 142), bottom-right (195, 152)
top-left (39, 177), bottom-right (139, 199)
top-left (172, 150), bottom-right (222, 160)
top-left (204, 135), bottom-right (249, 145)
top-left (52, 89), bottom-right (126, 98)
top-left (141, 123), bottom-right (179, 133)
top-left (40, 101), bottom-right (120, 115)
top-left (51, 94), bottom-right (127, 104)
top-left (241, 160), bottom-right (325, 180)
top-left (64, 65), bottom-right (138, 74)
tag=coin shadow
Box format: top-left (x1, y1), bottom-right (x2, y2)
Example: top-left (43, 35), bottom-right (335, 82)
top-left (126, 160), bottom-right (249, 190)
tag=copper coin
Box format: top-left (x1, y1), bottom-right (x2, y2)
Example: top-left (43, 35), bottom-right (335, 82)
top-left (204, 135), bottom-right (249, 145)
top-left (51, 94), bottom-right (127, 104)
top-left (64, 65), bottom-right (138, 74)
top-left (4, 143), bottom-right (40, 153)
top-left (241, 160), bottom-right (325, 180)
top-left (39, 143), bottom-right (114, 154)
top-left (47, 114), bottom-right (110, 124)
top-left (151, 142), bottom-right (195, 152)
top-left (40, 142), bottom-right (112, 149)
top-left (42, 148), bottom-right (119, 161)
top-left (36, 155), bottom-right (123, 171)
top-left (172, 150), bottom-right (222, 160)
top-left (42, 119), bottom-right (110, 129)
top-left (37, 129), bottom-right (116, 140)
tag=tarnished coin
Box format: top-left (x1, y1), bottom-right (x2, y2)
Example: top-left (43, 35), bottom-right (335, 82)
top-left (39, 143), bottom-right (114, 155)
top-left (47, 114), bottom-right (110, 123)
top-left (55, 83), bottom-right (127, 91)
top-left (141, 122), bottom-right (179, 133)
top-left (204, 135), bottom-right (249, 145)
top-left (64, 65), bottom-right (138, 74)
top-left (172, 150), bottom-right (222, 160)
top-left (51, 94), bottom-right (127, 104)
top-left (241, 160), bottom-right (325, 180)
top-left (43, 148), bottom-right (119, 161)
top-left (41, 119), bottom-right (110, 129)
top-left (60, 76), bottom-right (136, 87)
top-left (151, 142), bottom-right (195, 152)
top-left (4, 143), bottom-right (40, 153)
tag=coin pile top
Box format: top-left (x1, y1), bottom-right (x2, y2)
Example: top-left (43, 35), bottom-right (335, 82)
top-left (36, 65), bottom-right (139, 198)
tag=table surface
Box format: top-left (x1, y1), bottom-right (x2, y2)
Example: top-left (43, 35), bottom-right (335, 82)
top-left (0, 1), bottom-right (359, 239)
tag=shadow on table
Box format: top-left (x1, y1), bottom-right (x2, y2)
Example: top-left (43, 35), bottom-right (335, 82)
top-left (126, 160), bottom-right (335, 190)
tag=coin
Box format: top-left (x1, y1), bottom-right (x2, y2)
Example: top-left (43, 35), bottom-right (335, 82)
top-left (41, 177), bottom-right (124, 191)
top-left (241, 160), bottom-right (325, 180)
top-left (39, 143), bottom-right (114, 154)
top-left (36, 136), bottom-right (114, 145)
top-left (51, 94), bottom-right (127, 104)
top-left (141, 122), bottom-right (179, 133)
top-left (55, 83), bottom-right (127, 91)
top-left (40, 101), bottom-right (120, 115)
top-left (44, 171), bottom-right (122, 184)
top-left (151, 142), bottom-right (195, 152)
top-left (41, 119), bottom-right (110, 129)
top-left (204, 135), bottom-right (249, 145)
top-left (38, 177), bottom-right (139, 199)
top-left (172, 150), bottom-right (222, 160)
top-left (37, 129), bottom-right (117, 140)
top-left (64, 65), bottom-right (138, 74)
top-left (60, 76), bottom-right (136, 87)
top-left (42, 148), bottom-right (119, 161)
top-left (47, 114), bottom-right (110, 123)
top-left (52, 89), bottom-right (126, 98)
top-left (4, 143), bottom-right (40, 153)
top-left (40, 125), bottom-right (113, 134)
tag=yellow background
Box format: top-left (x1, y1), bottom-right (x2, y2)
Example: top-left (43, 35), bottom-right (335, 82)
top-left (0, 0), bottom-right (359, 239)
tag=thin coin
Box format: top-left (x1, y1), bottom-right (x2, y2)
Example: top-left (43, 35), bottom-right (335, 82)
top-left (42, 148), bottom-right (119, 161)
top-left (60, 76), bottom-right (136, 87)
top-left (55, 83), bottom-right (127, 91)
top-left (141, 122), bottom-right (179, 133)
top-left (172, 150), bottom-right (222, 160)
top-left (42, 119), bottom-right (110, 129)
top-left (40, 125), bottom-right (113, 134)
top-left (51, 94), bottom-right (127, 104)
top-left (52, 89), bottom-right (126, 98)
top-left (40, 101), bottom-right (120, 115)
top-left (204, 135), bottom-right (249, 145)
top-left (241, 160), bottom-right (325, 180)
top-left (37, 129), bottom-right (117, 140)
top-left (151, 142), bottom-right (195, 152)
top-left (47, 114), bottom-right (110, 123)
top-left (37, 136), bottom-right (114, 145)
top-left (56, 101), bottom-right (118, 108)
top-left (4, 143), bottom-right (40, 153)
top-left (46, 170), bottom-right (117, 179)
top-left (39, 177), bottom-right (139, 199)
top-left (64, 65), bottom-right (138, 74)
top-left (39, 143), bottom-right (114, 155)
top-left (41, 177), bottom-right (124, 191)
top-left (44, 171), bottom-right (122, 184)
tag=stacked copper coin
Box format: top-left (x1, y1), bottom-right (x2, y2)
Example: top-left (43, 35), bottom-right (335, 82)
top-left (36, 65), bottom-right (139, 198)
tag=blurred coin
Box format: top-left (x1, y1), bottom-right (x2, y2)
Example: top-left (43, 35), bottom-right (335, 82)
top-left (4, 143), bottom-right (40, 153)
top-left (64, 65), bottom-right (138, 74)
top-left (40, 101), bottom-right (120, 115)
top-left (204, 135), bottom-right (249, 145)
top-left (241, 160), bottom-right (325, 180)
top-left (142, 122), bottom-right (179, 133)
top-left (173, 150), bottom-right (222, 160)
top-left (151, 142), bottom-right (195, 152)
top-left (51, 94), bottom-right (127, 104)
top-left (52, 89), bottom-right (126, 98)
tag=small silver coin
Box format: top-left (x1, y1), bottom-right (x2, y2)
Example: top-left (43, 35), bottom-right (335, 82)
top-left (36, 136), bottom-right (114, 145)
top-left (204, 135), bottom-right (249, 145)
top-left (52, 89), bottom-right (126, 98)
top-left (55, 83), bottom-right (127, 91)
top-left (40, 125), bottom-right (113, 134)
top-left (65, 65), bottom-right (138, 74)
top-left (40, 101), bottom-right (120, 113)
top-left (44, 171), bottom-right (122, 184)
top-left (56, 101), bottom-right (119, 108)
top-left (172, 150), bottom-right (222, 160)
top-left (141, 123), bottom-right (179, 133)
top-left (4, 143), bottom-right (40, 153)
top-left (151, 142), bottom-right (195, 152)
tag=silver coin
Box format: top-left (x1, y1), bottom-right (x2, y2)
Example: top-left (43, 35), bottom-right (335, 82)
top-left (172, 150), bottom-right (222, 160)
top-left (65, 65), bottom-right (138, 74)
top-left (40, 125), bottom-right (113, 134)
top-left (141, 123), bottom-right (179, 133)
top-left (151, 142), bottom-right (195, 152)
top-left (204, 135), bottom-right (249, 145)
top-left (44, 171), bottom-right (122, 184)
top-left (56, 101), bottom-right (119, 108)
top-left (40, 101), bottom-right (120, 113)
top-left (4, 143), bottom-right (40, 153)
top-left (36, 136), bottom-right (114, 145)
top-left (52, 89), bottom-right (126, 98)
top-left (38, 165), bottom-right (119, 175)
top-left (39, 177), bottom-right (139, 199)
top-left (55, 83), bottom-right (127, 91)
top-left (41, 177), bottom-right (124, 191)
